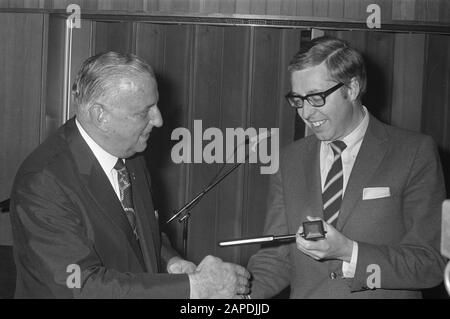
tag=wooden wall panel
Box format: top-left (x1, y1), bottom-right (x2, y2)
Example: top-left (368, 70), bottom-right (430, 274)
top-left (45, 16), bottom-right (94, 128)
top-left (393, 0), bottom-right (416, 20)
top-left (212, 27), bottom-right (251, 264)
top-left (278, 30), bottom-right (305, 147)
top-left (297, 0), bottom-right (313, 16)
top-left (186, 25), bottom-right (224, 263)
top-left (94, 21), bottom-right (134, 54)
top-left (241, 27), bottom-right (283, 263)
top-left (0, 12), bottom-right (45, 200)
top-left (422, 34), bottom-right (450, 192)
top-left (279, 0), bottom-right (296, 16)
top-left (186, 25), bottom-right (254, 264)
top-left (363, 32), bottom-right (395, 123)
top-left (235, 0), bottom-right (250, 14)
top-left (68, 19), bottom-right (94, 118)
top-left (390, 33), bottom-right (425, 132)
top-left (44, 15), bottom-right (65, 137)
top-left (136, 23), bottom-right (194, 252)
top-left (1, 0), bottom-right (450, 24)
top-left (218, 0), bottom-right (236, 14)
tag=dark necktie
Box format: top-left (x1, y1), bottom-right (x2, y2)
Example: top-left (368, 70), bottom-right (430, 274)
top-left (114, 159), bottom-right (139, 240)
top-left (322, 140), bottom-right (347, 227)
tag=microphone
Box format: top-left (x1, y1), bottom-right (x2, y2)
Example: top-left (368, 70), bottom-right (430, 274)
top-left (244, 129), bottom-right (274, 152)
top-left (441, 200), bottom-right (450, 295)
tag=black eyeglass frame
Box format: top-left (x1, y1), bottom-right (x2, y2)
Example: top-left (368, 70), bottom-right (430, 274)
top-left (285, 82), bottom-right (345, 108)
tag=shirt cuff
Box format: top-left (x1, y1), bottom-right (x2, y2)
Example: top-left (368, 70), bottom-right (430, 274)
top-left (342, 241), bottom-right (358, 278)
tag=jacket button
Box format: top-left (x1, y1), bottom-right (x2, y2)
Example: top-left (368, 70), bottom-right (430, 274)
top-left (329, 272), bottom-right (337, 279)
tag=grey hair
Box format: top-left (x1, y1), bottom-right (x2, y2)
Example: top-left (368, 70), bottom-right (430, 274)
top-left (288, 36), bottom-right (367, 100)
top-left (72, 51), bottom-right (155, 108)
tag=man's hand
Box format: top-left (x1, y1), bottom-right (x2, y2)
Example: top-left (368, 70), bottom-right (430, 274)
top-left (296, 216), bottom-right (354, 262)
top-left (188, 255), bottom-right (251, 299)
top-left (167, 256), bottom-right (197, 274)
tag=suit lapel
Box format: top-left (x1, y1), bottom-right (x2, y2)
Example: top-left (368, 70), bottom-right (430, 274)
top-left (336, 115), bottom-right (389, 230)
top-left (64, 118), bottom-right (146, 270)
top-left (126, 159), bottom-right (159, 273)
top-left (289, 137), bottom-right (323, 223)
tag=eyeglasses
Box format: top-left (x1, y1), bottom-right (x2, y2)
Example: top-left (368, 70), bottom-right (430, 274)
top-left (285, 82), bottom-right (344, 108)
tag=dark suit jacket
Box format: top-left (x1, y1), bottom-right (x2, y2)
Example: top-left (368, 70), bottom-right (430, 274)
top-left (248, 114), bottom-right (447, 298)
top-left (10, 118), bottom-right (190, 298)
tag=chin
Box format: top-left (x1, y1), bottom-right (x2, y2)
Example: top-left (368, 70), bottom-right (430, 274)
top-left (313, 131), bottom-right (329, 140)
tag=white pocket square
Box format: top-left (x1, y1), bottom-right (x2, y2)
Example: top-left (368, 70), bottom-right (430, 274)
top-left (362, 187), bottom-right (390, 200)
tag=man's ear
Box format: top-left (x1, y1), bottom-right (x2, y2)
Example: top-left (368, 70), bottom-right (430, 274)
top-left (347, 77), bottom-right (361, 102)
top-left (89, 103), bottom-right (108, 131)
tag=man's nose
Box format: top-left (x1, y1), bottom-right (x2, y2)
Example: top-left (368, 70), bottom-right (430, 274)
top-left (149, 105), bottom-right (163, 127)
top-left (298, 101), bottom-right (315, 120)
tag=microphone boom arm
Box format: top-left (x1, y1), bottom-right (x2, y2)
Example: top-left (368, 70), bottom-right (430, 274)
top-left (165, 161), bottom-right (244, 225)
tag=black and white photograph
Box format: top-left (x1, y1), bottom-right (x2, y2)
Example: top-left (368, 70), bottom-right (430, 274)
top-left (0, 0), bottom-right (449, 308)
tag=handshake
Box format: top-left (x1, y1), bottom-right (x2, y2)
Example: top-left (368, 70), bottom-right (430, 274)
top-left (167, 255), bottom-right (251, 299)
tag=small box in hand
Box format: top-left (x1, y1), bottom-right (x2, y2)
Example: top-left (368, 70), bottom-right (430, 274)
top-left (301, 220), bottom-right (326, 241)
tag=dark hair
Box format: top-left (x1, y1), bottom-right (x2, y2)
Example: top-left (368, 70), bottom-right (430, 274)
top-left (288, 36), bottom-right (367, 100)
top-left (72, 51), bottom-right (155, 107)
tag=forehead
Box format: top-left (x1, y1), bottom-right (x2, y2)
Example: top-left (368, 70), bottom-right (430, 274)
top-left (290, 62), bottom-right (334, 94)
top-left (104, 74), bottom-right (158, 111)
top-left (112, 74), bottom-right (157, 97)
top-left (115, 73), bottom-right (156, 92)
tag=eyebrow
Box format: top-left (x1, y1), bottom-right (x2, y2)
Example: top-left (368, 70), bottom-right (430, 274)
top-left (137, 103), bottom-right (157, 113)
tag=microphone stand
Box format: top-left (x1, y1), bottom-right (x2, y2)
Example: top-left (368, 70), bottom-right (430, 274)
top-left (165, 161), bottom-right (245, 258)
top-left (165, 130), bottom-right (273, 258)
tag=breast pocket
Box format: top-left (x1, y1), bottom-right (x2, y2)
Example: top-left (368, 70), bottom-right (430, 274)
top-left (349, 195), bottom-right (405, 244)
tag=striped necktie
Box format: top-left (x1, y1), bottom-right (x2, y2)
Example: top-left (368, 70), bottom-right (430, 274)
top-left (114, 159), bottom-right (139, 240)
top-left (322, 140), bottom-right (347, 227)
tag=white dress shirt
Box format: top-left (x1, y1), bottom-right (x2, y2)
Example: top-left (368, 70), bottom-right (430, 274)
top-left (320, 106), bottom-right (370, 278)
top-left (75, 119), bottom-right (121, 200)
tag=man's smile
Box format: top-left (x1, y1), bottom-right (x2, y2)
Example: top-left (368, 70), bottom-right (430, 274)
top-left (309, 119), bottom-right (327, 128)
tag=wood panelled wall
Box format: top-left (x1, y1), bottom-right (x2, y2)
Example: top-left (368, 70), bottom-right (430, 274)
top-left (422, 34), bottom-right (450, 192)
top-left (0, 0), bottom-right (449, 24)
top-left (0, 12), bottom-right (46, 201)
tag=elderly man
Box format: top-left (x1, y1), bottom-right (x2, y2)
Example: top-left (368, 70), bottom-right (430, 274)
top-left (10, 51), bottom-right (249, 298)
top-left (247, 36), bottom-right (446, 298)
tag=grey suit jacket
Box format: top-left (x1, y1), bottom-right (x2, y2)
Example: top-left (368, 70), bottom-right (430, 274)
top-left (248, 114), bottom-right (447, 298)
top-left (10, 118), bottom-right (189, 298)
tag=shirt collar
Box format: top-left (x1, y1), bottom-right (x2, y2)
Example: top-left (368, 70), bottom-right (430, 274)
top-left (75, 118), bottom-right (118, 175)
top-left (324, 105), bottom-right (369, 149)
